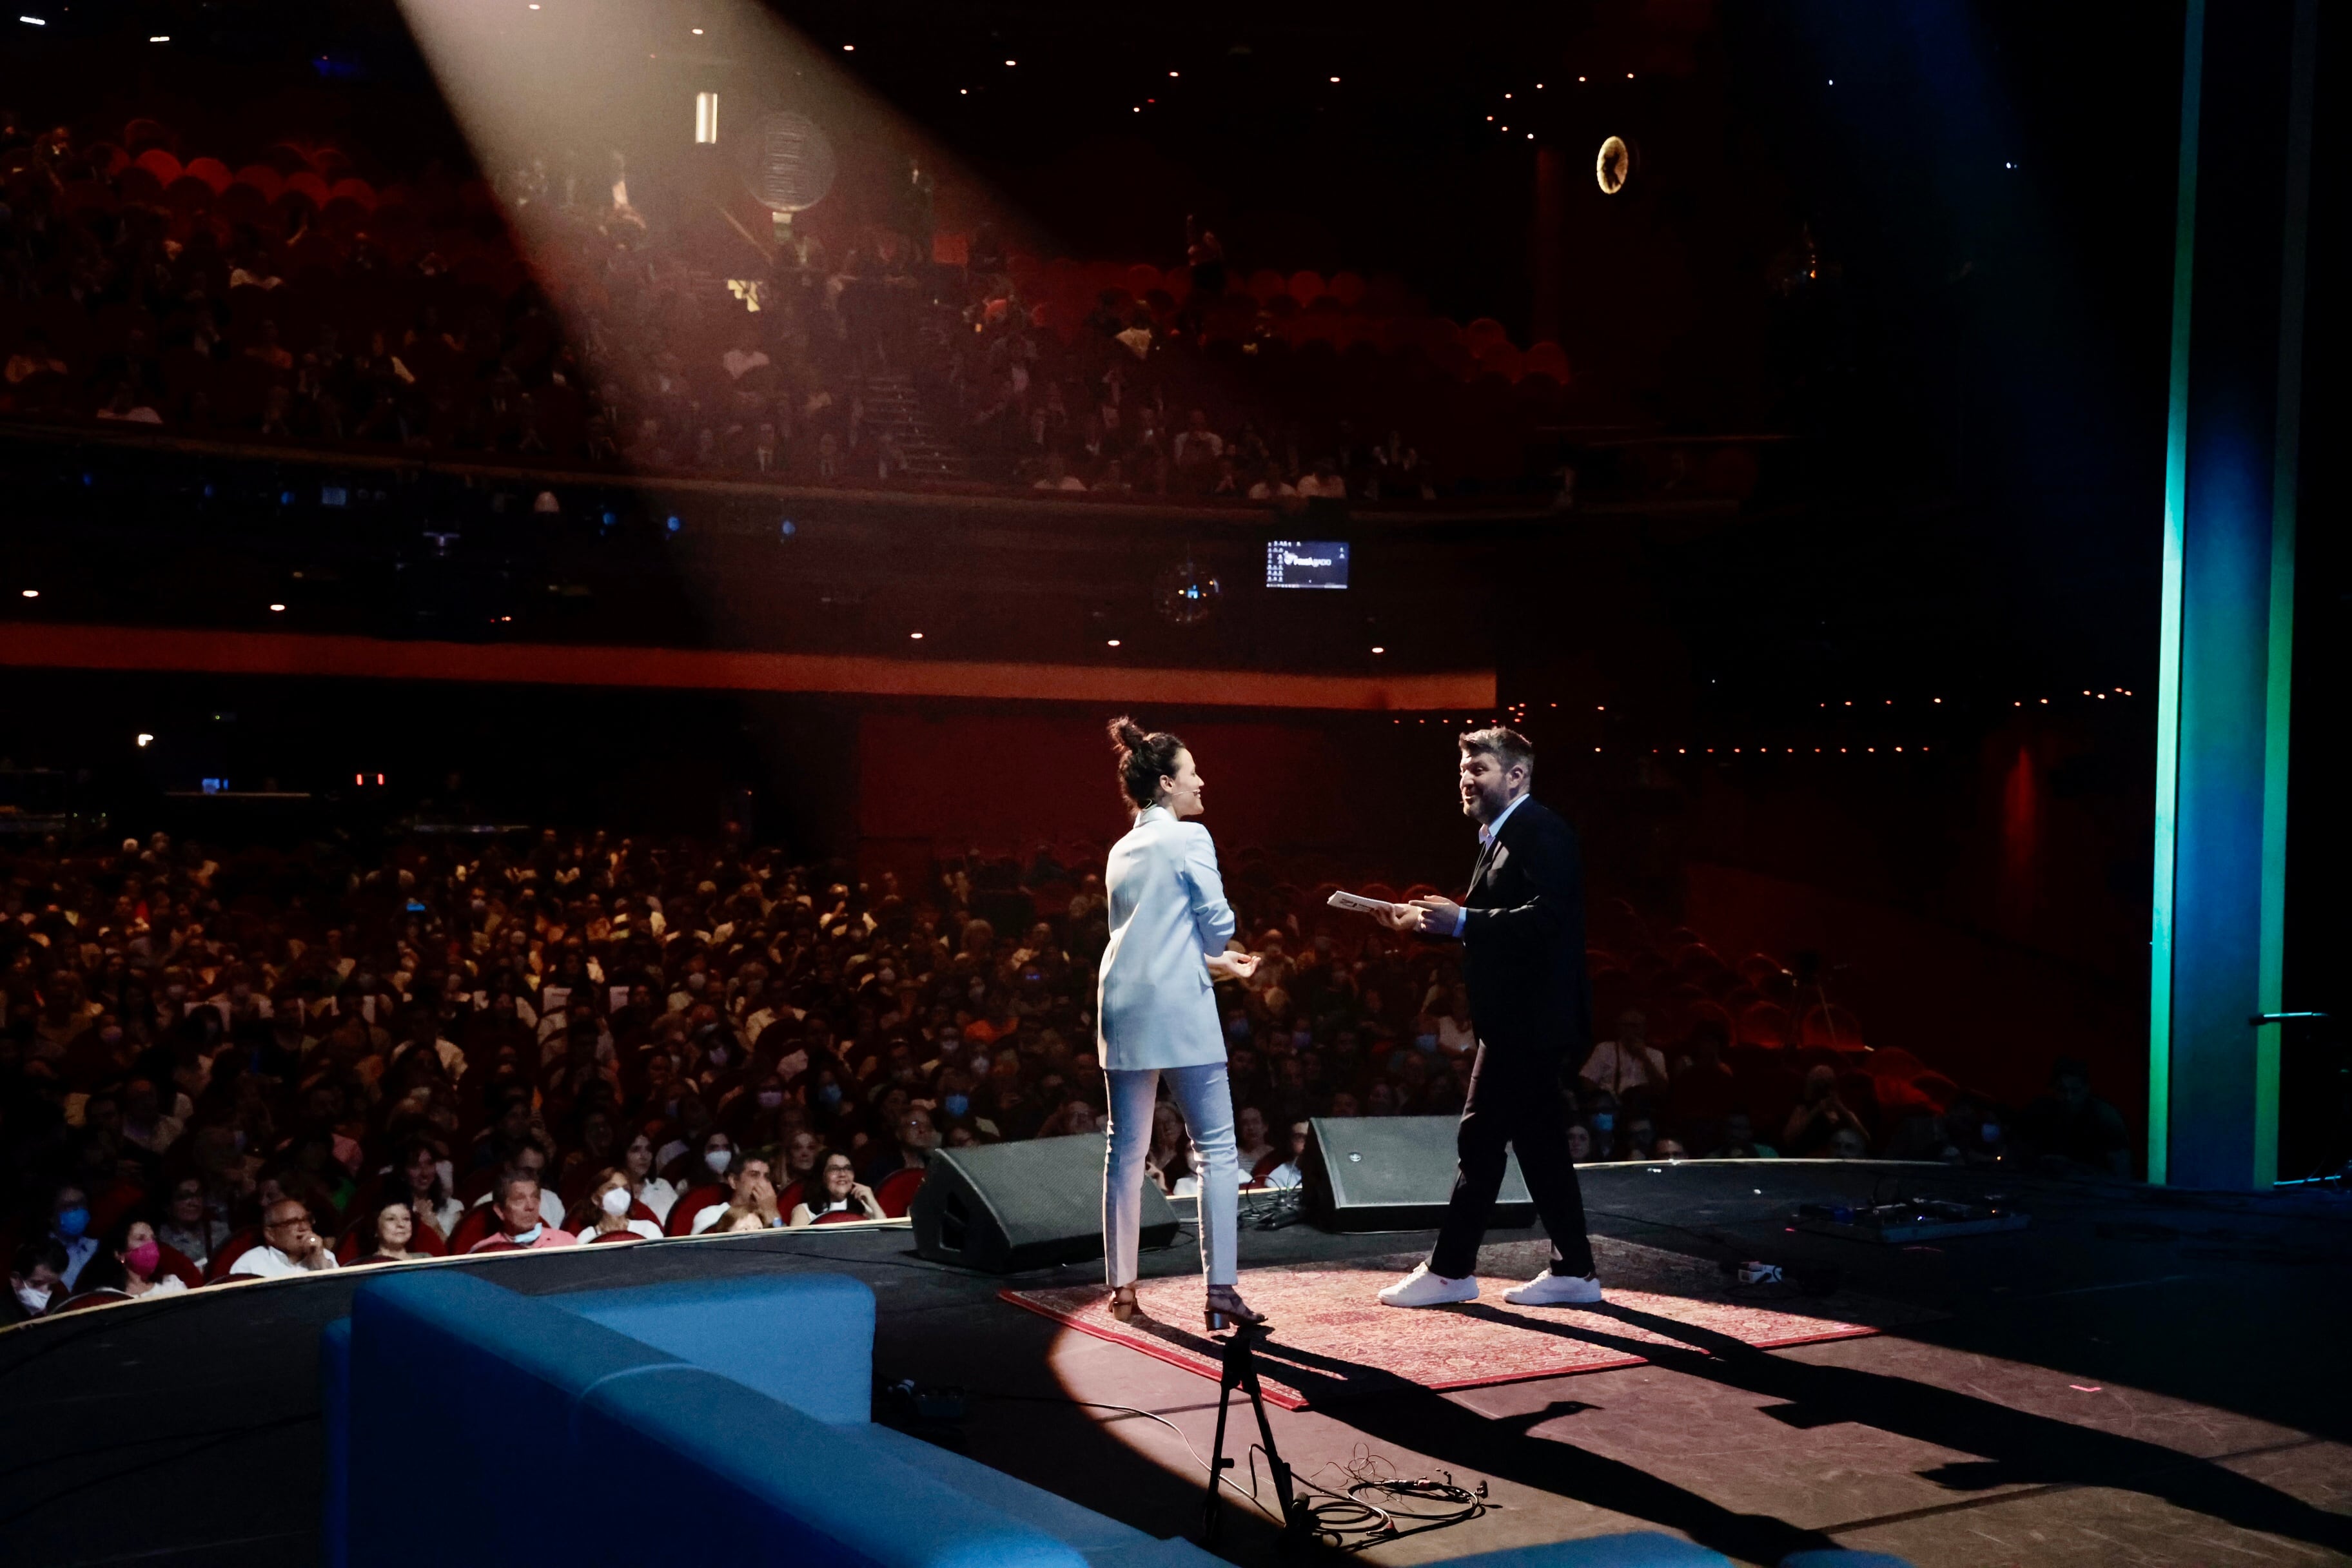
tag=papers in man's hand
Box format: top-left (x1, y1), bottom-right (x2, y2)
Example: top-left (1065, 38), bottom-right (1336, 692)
top-left (1326, 890), bottom-right (1402, 917)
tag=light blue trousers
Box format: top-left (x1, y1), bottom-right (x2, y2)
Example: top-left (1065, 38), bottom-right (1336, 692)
top-left (1102, 1064), bottom-right (1239, 1287)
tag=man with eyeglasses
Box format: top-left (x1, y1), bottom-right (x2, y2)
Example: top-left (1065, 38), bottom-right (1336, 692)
top-left (230, 1199), bottom-right (340, 1279)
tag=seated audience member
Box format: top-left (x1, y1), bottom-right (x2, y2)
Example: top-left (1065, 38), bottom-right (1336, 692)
top-left (581, 1170), bottom-right (662, 1242)
top-left (1652, 1137), bottom-right (1689, 1160)
top-left (111, 1220), bottom-right (188, 1299)
top-left (44, 1184), bottom-right (101, 1290)
top-left (1826, 1124), bottom-right (1872, 1160)
top-left (1566, 1122), bottom-right (1593, 1162)
top-left (466, 1145), bottom-right (567, 1231)
top-left (393, 1139), bottom-right (465, 1242)
top-left (355, 1200), bottom-right (428, 1266)
top-left (468, 1171), bottom-right (576, 1252)
top-left (687, 1147), bottom-right (781, 1231)
top-left (1708, 1110), bottom-right (1780, 1159)
top-left (861, 1108), bottom-right (938, 1190)
top-left (1782, 1066), bottom-right (1870, 1158)
top-left (788, 1153), bottom-right (884, 1227)
top-left (9, 1242), bottom-right (72, 1322)
top-left (1262, 1119), bottom-right (1312, 1189)
top-left (1580, 1010), bottom-right (1669, 1099)
top-left (620, 1132), bottom-right (679, 1223)
top-left (157, 1178), bottom-right (230, 1271)
top-left (1619, 1114), bottom-right (1657, 1161)
top-left (1941, 1095), bottom-right (2010, 1166)
top-left (1145, 1101), bottom-right (1195, 1196)
top-left (233, 1199), bottom-right (342, 1279)
top-left (1233, 1106), bottom-right (1278, 1182)
top-left (2016, 1057), bottom-right (2132, 1178)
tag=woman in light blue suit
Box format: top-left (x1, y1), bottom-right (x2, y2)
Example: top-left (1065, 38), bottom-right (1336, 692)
top-left (1098, 718), bottom-right (1264, 1331)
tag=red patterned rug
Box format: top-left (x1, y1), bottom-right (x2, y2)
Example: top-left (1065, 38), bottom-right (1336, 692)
top-left (1004, 1256), bottom-right (1887, 1411)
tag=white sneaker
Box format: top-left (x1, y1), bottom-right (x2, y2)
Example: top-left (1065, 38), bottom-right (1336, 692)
top-left (1502, 1271), bottom-right (1604, 1307)
top-left (1378, 1262), bottom-right (1480, 1308)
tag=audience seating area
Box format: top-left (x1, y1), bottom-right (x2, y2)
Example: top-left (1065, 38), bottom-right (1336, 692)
top-left (5, 819), bottom-right (2129, 1328)
top-left (0, 114), bottom-right (1611, 507)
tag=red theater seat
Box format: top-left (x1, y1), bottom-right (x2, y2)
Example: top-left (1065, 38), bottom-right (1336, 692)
top-left (667, 1184), bottom-right (725, 1236)
top-left (205, 1230), bottom-right (260, 1282)
top-left (1738, 1001), bottom-right (1794, 1048)
top-left (811, 1209), bottom-right (868, 1226)
top-left (875, 1168), bottom-right (925, 1218)
top-left (1800, 1004), bottom-right (1866, 1050)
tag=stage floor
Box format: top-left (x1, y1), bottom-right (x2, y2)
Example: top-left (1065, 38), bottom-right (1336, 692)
top-left (5, 1159), bottom-right (2350, 1567)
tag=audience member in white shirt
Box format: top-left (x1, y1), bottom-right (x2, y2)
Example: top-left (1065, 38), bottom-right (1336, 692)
top-left (231, 1200), bottom-right (342, 1279)
top-left (1580, 1009), bottom-right (1671, 1097)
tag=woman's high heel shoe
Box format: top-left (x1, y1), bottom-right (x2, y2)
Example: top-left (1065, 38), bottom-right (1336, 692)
top-left (1108, 1286), bottom-right (1141, 1324)
top-left (1203, 1286), bottom-right (1266, 1332)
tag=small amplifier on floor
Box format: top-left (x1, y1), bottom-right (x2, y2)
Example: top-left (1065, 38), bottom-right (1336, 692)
top-left (1796, 1196), bottom-right (2030, 1244)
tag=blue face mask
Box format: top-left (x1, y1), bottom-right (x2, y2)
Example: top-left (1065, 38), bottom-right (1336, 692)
top-left (55, 1206), bottom-right (90, 1240)
top-left (508, 1225), bottom-right (543, 1246)
top-left (943, 1093), bottom-right (970, 1118)
top-left (1590, 1112), bottom-right (1614, 1133)
top-left (818, 1083), bottom-right (843, 1109)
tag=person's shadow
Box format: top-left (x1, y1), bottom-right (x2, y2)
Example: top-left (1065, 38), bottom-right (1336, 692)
top-left (1152, 1298), bottom-right (2352, 1565)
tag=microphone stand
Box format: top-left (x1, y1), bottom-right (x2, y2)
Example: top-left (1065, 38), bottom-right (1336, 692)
top-left (1200, 1321), bottom-right (1309, 1549)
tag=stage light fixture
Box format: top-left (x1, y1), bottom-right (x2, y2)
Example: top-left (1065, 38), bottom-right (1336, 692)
top-left (696, 92), bottom-right (719, 143)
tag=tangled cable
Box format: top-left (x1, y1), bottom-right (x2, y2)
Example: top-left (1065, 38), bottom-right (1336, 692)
top-left (1259, 1442), bottom-right (1489, 1549)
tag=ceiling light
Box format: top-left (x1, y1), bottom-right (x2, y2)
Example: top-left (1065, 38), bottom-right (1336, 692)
top-left (19, 589), bottom-right (35, 598)
top-left (1370, 645), bottom-right (1386, 654)
top-left (1168, 70), bottom-right (1179, 77)
top-left (19, 15), bottom-right (45, 24)
top-left (1004, 58), bottom-right (1015, 66)
top-left (909, 631), bottom-right (924, 640)
top-left (148, 32), bottom-right (169, 39)
top-left (135, 734), bottom-right (154, 748)
top-left (1328, 75), bottom-right (1340, 84)
top-left (842, 43), bottom-right (854, 50)
top-left (1106, 639), bottom-right (1121, 648)
top-left (691, 26), bottom-right (702, 34)
top-left (269, 603), bottom-right (286, 612)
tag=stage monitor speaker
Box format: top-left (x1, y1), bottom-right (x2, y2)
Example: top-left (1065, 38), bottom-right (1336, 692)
top-left (910, 1133), bottom-right (1177, 1273)
top-left (1301, 1115), bottom-right (1534, 1232)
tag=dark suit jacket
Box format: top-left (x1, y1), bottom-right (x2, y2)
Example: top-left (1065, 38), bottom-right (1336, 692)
top-left (1455, 794), bottom-right (1593, 1068)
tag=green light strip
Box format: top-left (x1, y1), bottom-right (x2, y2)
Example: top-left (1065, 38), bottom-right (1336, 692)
top-left (2149, 0), bottom-right (2206, 1186)
top-left (2255, 0), bottom-right (2319, 1186)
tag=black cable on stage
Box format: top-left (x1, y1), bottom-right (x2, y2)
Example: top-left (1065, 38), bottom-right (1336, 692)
top-left (962, 1392), bottom-right (1487, 1551)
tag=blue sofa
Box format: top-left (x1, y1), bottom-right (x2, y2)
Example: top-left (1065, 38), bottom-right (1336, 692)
top-left (321, 1270), bottom-right (1220, 1568)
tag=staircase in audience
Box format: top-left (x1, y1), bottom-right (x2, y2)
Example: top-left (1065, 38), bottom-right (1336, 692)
top-left (858, 372), bottom-right (966, 481)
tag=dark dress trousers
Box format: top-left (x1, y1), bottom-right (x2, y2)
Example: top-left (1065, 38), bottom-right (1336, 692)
top-left (1428, 794), bottom-right (1598, 1279)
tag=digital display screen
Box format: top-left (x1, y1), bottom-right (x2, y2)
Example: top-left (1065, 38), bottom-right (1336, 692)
top-left (1265, 540), bottom-right (1349, 590)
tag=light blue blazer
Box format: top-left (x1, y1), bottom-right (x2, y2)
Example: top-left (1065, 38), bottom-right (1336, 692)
top-left (1095, 805), bottom-right (1238, 1071)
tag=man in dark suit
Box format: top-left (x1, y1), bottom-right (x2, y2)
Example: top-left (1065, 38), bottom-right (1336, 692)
top-left (1376, 727), bottom-right (1602, 1308)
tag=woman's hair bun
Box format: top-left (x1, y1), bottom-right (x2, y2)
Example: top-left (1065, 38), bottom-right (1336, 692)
top-left (1107, 716), bottom-right (1185, 810)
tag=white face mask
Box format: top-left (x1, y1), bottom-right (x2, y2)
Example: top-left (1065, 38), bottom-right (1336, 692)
top-left (704, 1148), bottom-right (732, 1175)
top-left (15, 1283), bottom-right (52, 1314)
top-left (600, 1186), bottom-right (632, 1217)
